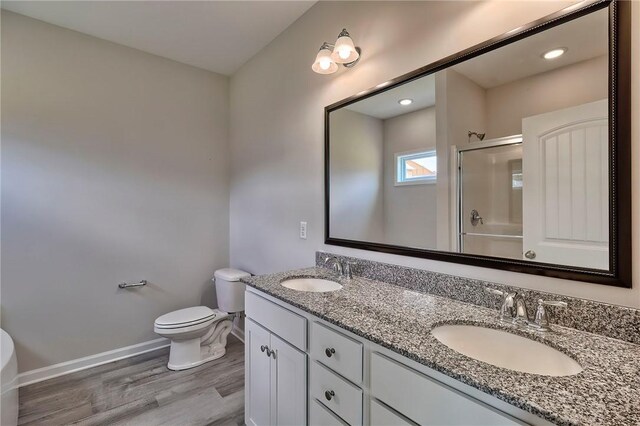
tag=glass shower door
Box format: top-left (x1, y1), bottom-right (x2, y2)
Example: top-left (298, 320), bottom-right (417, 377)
top-left (458, 142), bottom-right (523, 260)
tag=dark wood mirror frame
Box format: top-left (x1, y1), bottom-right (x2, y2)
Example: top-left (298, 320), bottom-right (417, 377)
top-left (324, 0), bottom-right (631, 288)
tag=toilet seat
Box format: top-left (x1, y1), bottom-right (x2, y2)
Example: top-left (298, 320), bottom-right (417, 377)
top-left (154, 306), bottom-right (219, 330)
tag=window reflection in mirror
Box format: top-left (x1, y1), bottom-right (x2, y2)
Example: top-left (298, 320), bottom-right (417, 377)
top-left (328, 7), bottom-right (610, 271)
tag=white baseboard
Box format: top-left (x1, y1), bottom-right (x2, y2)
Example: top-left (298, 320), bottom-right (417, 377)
top-left (17, 337), bottom-right (169, 388)
top-left (231, 326), bottom-right (245, 343)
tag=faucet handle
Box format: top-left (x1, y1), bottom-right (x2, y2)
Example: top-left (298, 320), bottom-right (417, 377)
top-left (485, 287), bottom-right (516, 301)
top-left (532, 299), bottom-right (567, 332)
top-left (542, 300), bottom-right (568, 308)
top-left (485, 288), bottom-right (516, 322)
top-left (485, 287), bottom-right (504, 297)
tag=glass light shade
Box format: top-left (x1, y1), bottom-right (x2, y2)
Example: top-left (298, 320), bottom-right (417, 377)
top-left (331, 35), bottom-right (359, 64)
top-left (312, 47), bottom-right (338, 74)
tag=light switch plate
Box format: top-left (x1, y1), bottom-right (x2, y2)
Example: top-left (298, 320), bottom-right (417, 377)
top-left (300, 221), bottom-right (307, 239)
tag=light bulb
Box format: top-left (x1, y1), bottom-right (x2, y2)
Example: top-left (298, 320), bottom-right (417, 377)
top-left (542, 47), bottom-right (567, 60)
top-left (331, 29), bottom-right (359, 64)
top-left (319, 57), bottom-right (332, 70)
top-left (312, 44), bottom-right (338, 74)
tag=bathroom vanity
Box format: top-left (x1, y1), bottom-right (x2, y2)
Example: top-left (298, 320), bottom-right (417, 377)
top-left (243, 263), bottom-right (640, 426)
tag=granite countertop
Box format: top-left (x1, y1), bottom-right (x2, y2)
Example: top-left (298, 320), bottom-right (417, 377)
top-left (242, 267), bottom-right (640, 426)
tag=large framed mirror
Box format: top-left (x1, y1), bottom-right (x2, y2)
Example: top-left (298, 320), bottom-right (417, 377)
top-left (325, 0), bottom-right (631, 287)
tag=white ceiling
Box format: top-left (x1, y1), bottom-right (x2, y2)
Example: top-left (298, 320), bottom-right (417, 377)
top-left (453, 8), bottom-right (608, 88)
top-left (346, 74), bottom-right (436, 120)
top-left (1, 1), bottom-right (315, 76)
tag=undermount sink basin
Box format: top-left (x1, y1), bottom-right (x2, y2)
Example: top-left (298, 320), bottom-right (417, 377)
top-left (431, 324), bottom-right (583, 376)
top-left (281, 278), bottom-right (343, 293)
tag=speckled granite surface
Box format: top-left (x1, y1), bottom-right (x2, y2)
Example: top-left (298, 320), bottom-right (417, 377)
top-left (242, 267), bottom-right (640, 426)
top-left (315, 252), bottom-right (640, 345)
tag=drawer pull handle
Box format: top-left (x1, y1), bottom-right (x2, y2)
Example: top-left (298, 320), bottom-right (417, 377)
top-left (325, 348), bottom-right (336, 358)
top-left (324, 390), bottom-right (335, 401)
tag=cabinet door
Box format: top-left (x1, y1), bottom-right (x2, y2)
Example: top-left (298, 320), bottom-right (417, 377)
top-left (370, 399), bottom-right (416, 426)
top-left (246, 320), bottom-right (272, 426)
top-left (310, 399), bottom-right (348, 426)
top-left (271, 334), bottom-right (307, 426)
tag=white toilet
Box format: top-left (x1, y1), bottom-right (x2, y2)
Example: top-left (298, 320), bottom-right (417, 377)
top-left (154, 268), bottom-right (250, 371)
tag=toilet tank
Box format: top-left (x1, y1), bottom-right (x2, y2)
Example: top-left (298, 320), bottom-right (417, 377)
top-left (213, 268), bottom-right (250, 313)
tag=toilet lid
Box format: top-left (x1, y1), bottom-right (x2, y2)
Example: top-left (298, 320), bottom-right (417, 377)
top-left (214, 268), bottom-right (251, 282)
top-left (154, 306), bottom-right (216, 329)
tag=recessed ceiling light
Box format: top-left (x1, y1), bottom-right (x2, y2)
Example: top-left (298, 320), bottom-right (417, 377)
top-left (398, 98), bottom-right (413, 106)
top-left (542, 47), bottom-right (567, 60)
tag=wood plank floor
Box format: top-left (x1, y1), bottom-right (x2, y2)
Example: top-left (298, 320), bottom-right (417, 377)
top-left (18, 336), bottom-right (245, 426)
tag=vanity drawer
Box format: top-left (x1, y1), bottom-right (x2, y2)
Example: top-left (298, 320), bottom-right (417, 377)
top-left (245, 291), bottom-right (307, 351)
top-left (310, 399), bottom-right (349, 426)
top-left (370, 399), bottom-right (416, 426)
top-left (311, 322), bottom-right (363, 384)
top-left (310, 361), bottom-right (363, 425)
top-left (370, 352), bottom-right (523, 425)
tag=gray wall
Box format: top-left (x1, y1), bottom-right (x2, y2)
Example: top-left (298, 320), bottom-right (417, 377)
top-left (229, 0), bottom-right (640, 308)
top-left (383, 107), bottom-right (437, 248)
top-left (1, 11), bottom-right (230, 372)
top-left (435, 69), bottom-right (487, 250)
top-left (485, 55), bottom-right (608, 138)
top-left (329, 109), bottom-right (384, 243)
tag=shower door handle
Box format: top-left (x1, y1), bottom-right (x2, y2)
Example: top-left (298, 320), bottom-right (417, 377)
top-left (524, 250), bottom-right (536, 260)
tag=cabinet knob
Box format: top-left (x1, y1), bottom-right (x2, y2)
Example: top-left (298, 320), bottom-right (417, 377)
top-left (324, 390), bottom-right (335, 401)
top-left (524, 250), bottom-right (536, 259)
top-left (325, 348), bottom-right (336, 358)
top-left (261, 345), bottom-right (273, 357)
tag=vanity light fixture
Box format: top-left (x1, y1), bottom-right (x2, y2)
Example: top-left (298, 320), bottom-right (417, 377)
top-left (542, 47), bottom-right (567, 60)
top-left (312, 28), bottom-right (361, 74)
top-left (398, 98), bottom-right (413, 106)
top-left (312, 42), bottom-right (339, 74)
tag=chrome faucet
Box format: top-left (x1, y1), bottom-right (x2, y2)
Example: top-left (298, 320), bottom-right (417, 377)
top-left (486, 287), bottom-right (567, 332)
top-left (470, 209), bottom-right (484, 226)
top-left (324, 255), bottom-right (343, 276)
top-left (513, 293), bottom-right (530, 326)
top-left (323, 255), bottom-right (354, 279)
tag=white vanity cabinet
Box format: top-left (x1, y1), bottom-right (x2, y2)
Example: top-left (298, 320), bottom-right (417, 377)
top-left (245, 292), bottom-right (308, 426)
top-left (246, 289), bottom-right (549, 426)
top-left (246, 319), bottom-right (273, 426)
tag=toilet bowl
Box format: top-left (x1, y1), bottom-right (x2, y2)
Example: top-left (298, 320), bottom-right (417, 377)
top-left (154, 306), bottom-right (232, 370)
top-left (154, 268), bottom-right (250, 370)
